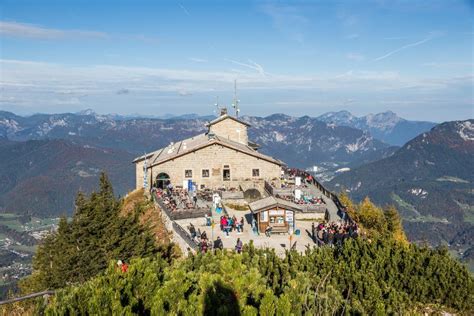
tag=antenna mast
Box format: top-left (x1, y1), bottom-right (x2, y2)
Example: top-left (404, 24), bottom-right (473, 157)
top-left (232, 79), bottom-right (240, 117)
top-left (214, 96), bottom-right (220, 115)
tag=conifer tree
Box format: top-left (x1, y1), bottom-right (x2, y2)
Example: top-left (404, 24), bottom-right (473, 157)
top-left (384, 205), bottom-right (408, 243)
top-left (23, 172), bottom-right (162, 291)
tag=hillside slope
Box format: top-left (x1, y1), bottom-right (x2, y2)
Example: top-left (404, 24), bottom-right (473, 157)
top-left (330, 120), bottom-right (474, 252)
top-left (0, 139), bottom-right (134, 217)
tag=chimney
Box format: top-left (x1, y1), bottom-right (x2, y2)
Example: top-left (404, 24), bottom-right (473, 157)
top-left (220, 107), bottom-right (227, 116)
top-left (208, 132), bottom-right (216, 140)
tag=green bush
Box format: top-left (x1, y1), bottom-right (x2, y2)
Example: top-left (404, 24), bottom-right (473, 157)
top-left (44, 239), bottom-right (474, 315)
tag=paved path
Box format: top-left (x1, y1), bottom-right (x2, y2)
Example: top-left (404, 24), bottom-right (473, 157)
top-left (304, 183), bottom-right (340, 222)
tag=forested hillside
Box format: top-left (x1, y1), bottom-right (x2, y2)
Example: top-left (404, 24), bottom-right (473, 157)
top-left (330, 120), bottom-right (474, 266)
top-left (0, 138), bottom-right (134, 217)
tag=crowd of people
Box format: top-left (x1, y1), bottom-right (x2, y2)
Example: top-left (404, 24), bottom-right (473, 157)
top-left (153, 186), bottom-right (201, 212)
top-left (219, 215), bottom-right (245, 236)
top-left (189, 222), bottom-right (245, 254)
top-left (311, 221), bottom-right (359, 247)
top-left (275, 193), bottom-right (326, 206)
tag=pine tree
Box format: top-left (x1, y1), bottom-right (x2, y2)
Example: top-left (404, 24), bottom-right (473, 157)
top-left (384, 205), bottom-right (408, 244)
top-left (22, 172), bottom-right (162, 292)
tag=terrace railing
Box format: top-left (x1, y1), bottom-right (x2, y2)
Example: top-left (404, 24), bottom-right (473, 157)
top-left (154, 192), bottom-right (209, 220)
top-left (281, 168), bottom-right (352, 222)
top-left (172, 222), bottom-right (199, 251)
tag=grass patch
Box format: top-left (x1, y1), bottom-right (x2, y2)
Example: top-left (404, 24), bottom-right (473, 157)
top-left (11, 244), bottom-right (37, 254)
top-left (455, 201), bottom-right (474, 225)
top-left (391, 193), bottom-right (420, 217)
top-left (0, 218), bottom-right (24, 232)
top-left (224, 203), bottom-right (249, 211)
top-left (403, 215), bottom-right (449, 223)
top-left (0, 213), bottom-right (19, 219)
top-left (26, 217), bottom-right (61, 231)
top-left (0, 213), bottom-right (61, 232)
top-left (436, 176), bottom-right (469, 184)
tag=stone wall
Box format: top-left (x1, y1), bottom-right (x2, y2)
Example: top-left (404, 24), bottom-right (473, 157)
top-left (141, 144), bottom-right (281, 190)
top-left (136, 160), bottom-right (145, 190)
top-left (209, 118), bottom-right (248, 145)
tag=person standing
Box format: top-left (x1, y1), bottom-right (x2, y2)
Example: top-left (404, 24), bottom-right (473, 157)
top-left (201, 240), bottom-right (208, 253)
top-left (214, 236), bottom-right (224, 250)
top-left (192, 191), bottom-right (198, 206)
top-left (121, 261), bottom-right (129, 273)
top-left (235, 238), bottom-right (243, 253)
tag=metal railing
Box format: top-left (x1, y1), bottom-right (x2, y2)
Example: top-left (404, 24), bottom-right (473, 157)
top-left (153, 192), bottom-right (209, 220)
top-left (172, 222), bottom-right (199, 251)
top-left (282, 168), bottom-right (352, 222)
top-left (0, 290), bottom-right (55, 306)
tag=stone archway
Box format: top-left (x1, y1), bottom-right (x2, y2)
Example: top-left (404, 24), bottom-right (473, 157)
top-left (243, 188), bottom-right (262, 202)
top-left (156, 172), bottom-right (170, 189)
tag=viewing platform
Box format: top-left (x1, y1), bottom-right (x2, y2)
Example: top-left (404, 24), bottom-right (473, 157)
top-left (151, 166), bottom-right (349, 255)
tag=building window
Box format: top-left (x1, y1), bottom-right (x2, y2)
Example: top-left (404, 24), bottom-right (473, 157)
top-left (252, 169), bottom-right (260, 177)
top-left (185, 169), bottom-right (192, 178)
top-left (202, 169), bottom-right (210, 178)
top-left (223, 166), bottom-right (230, 181)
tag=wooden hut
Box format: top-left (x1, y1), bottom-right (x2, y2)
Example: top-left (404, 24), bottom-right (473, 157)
top-left (248, 196), bottom-right (300, 234)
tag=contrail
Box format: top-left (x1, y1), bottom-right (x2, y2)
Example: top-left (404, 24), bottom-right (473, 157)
top-left (374, 34), bottom-right (437, 61)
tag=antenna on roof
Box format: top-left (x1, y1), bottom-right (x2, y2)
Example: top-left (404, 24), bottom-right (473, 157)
top-left (213, 96), bottom-right (220, 116)
top-left (232, 79), bottom-right (240, 117)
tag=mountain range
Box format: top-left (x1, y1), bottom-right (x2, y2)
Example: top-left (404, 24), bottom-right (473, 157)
top-left (317, 110), bottom-right (437, 146)
top-left (0, 109), bottom-right (442, 220)
top-left (329, 120), bottom-right (474, 263)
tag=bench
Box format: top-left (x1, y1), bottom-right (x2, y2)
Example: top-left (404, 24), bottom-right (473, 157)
top-left (270, 226), bottom-right (288, 234)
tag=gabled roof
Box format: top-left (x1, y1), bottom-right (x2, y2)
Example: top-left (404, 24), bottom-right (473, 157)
top-left (206, 114), bottom-right (251, 127)
top-left (133, 133), bottom-right (285, 167)
top-left (248, 196), bottom-right (301, 213)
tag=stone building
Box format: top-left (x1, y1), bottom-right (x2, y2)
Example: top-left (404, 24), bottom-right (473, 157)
top-left (133, 112), bottom-right (284, 191)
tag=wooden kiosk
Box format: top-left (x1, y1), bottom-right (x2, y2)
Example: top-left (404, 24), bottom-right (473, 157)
top-left (249, 196), bottom-right (300, 234)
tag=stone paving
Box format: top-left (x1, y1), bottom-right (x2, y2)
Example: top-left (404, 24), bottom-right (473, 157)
top-left (175, 208), bottom-right (318, 256)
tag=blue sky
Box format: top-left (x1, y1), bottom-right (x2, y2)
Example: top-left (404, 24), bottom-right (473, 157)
top-left (0, 0), bottom-right (472, 121)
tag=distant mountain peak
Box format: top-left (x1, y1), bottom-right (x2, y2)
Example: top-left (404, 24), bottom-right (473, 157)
top-left (457, 120), bottom-right (474, 142)
top-left (365, 111), bottom-right (402, 130)
top-left (264, 113), bottom-right (292, 120)
top-left (77, 109), bottom-right (96, 116)
top-left (317, 110), bottom-right (436, 146)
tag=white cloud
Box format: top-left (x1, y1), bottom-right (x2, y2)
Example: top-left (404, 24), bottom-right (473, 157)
top-left (189, 57), bottom-right (208, 63)
top-left (346, 53), bottom-right (365, 62)
top-left (0, 59), bottom-right (470, 115)
top-left (346, 33), bottom-right (360, 39)
top-left (260, 4), bottom-right (308, 43)
top-left (0, 21), bottom-right (107, 40)
top-left (178, 3), bottom-right (191, 16)
top-left (178, 90), bottom-right (192, 96)
top-left (0, 21), bottom-right (159, 44)
top-left (225, 59), bottom-right (267, 76)
top-left (421, 62), bottom-right (473, 68)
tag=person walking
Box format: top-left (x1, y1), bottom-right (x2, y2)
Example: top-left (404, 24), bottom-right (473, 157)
top-left (189, 223), bottom-right (197, 239)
